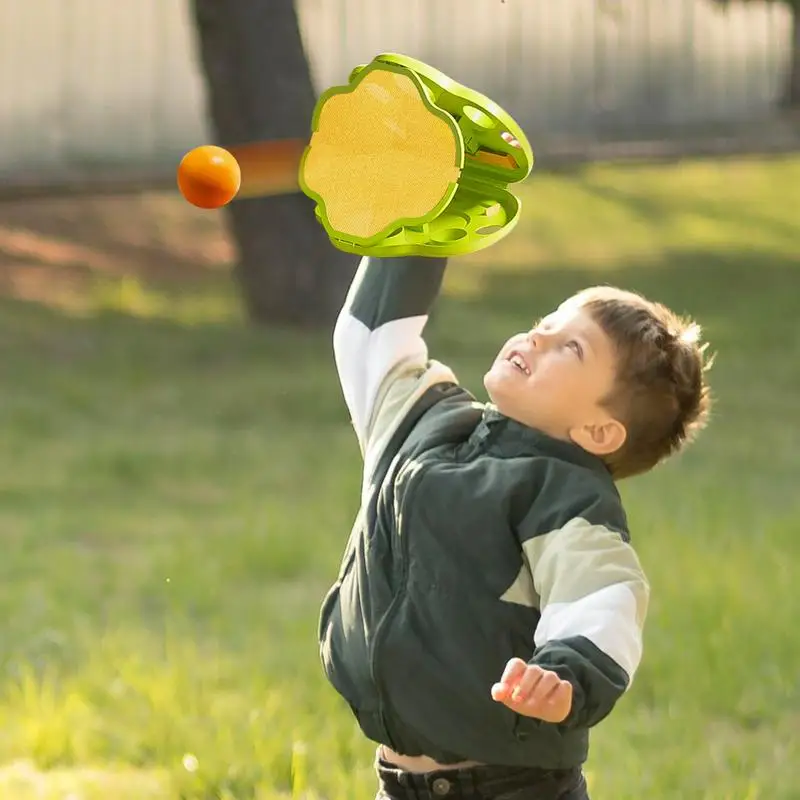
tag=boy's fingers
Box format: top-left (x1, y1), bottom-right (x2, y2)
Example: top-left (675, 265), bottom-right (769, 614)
top-left (525, 669), bottom-right (561, 707)
top-left (500, 658), bottom-right (528, 685)
top-left (540, 681), bottom-right (573, 722)
top-left (493, 663), bottom-right (575, 722)
top-left (490, 658), bottom-right (528, 701)
top-left (510, 665), bottom-right (547, 704)
top-left (490, 683), bottom-right (509, 701)
top-left (551, 681), bottom-right (573, 706)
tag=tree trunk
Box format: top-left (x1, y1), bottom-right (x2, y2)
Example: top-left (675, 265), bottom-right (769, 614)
top-left (191, 0), bottom-right (355, 328)
top-left (780, 6), bottom-right (800, 108)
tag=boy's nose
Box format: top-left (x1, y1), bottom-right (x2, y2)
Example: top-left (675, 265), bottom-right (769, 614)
top-left (528, 330), bottom-right (546, 349)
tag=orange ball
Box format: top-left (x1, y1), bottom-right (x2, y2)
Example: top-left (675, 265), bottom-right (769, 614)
top-left (177, 145), bottom-right (241, 209)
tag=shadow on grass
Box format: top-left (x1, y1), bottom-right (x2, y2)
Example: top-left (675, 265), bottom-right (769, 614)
top-left (0, 248), bottom-right (788, 322)
top-left (3, 246), bottom-right (797, 432)
top-left (3, 242), bottom-right (797, 355)
top-left (0, 192), bottom-right (232, 310)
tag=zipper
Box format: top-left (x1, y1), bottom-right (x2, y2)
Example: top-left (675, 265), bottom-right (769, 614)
top-left (368, 455), bottom-right (431, 749)
top-left (364, 396), bottom-right (487, 746)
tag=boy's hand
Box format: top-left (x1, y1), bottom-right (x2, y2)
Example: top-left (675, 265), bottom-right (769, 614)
top-left (491, 658), bottom-right (573, 723)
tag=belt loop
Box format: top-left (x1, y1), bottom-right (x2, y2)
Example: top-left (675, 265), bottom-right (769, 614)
top-left (410, 771), bottom-right (427, 800)
top-left (458, 768), bottom-right (478, 797)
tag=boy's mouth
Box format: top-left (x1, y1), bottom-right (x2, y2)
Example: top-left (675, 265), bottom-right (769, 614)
top-left (505, 351), bottom-right (531, 375)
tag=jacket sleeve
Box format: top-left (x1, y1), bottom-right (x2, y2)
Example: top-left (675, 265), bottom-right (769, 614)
top-left (332, 255), bottom-right (450, 455)
top-left (518, 487), bottom-right (650, 730)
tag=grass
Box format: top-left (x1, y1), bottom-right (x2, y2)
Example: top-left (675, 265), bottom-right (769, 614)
top-left (0, 155), bottom-right (798, 799)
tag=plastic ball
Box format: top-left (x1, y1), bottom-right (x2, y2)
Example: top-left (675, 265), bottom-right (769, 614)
top-left (177, 145), bottom-right (241, 209)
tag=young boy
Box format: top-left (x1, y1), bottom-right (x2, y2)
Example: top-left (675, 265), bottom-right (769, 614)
top-left (319, 255), bottom-right (711, 800)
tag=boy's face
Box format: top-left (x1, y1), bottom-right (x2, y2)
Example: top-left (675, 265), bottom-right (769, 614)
top-left (483, 302), bottom-right (628, 457)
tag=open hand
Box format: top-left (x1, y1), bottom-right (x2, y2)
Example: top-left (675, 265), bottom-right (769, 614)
top-left (491, 658), bottom-right (573, 723)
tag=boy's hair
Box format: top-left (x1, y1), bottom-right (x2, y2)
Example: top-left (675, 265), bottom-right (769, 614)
top-left (570, 286), bottom-right (713, 480)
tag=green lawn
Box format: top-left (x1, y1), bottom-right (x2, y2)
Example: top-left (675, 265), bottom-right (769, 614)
top-left (0, 156), bottom-right (798, 799)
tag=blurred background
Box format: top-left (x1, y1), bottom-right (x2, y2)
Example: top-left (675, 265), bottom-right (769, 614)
top-left (0, 0), bottom-right (797, 185)
top-left (0, 2), bottom-right (798, 799)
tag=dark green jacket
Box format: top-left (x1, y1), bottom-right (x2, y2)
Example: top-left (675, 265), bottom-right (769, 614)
top-left (319, 256), bottom-right (650, 768)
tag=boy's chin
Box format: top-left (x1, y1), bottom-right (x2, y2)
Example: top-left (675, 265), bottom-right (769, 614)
top-left (484, 362), bottom-right (521, 399)
top-left (482, 368), bottom-right (501, 400)
top-left (483, 372), bottom-right (515, 417)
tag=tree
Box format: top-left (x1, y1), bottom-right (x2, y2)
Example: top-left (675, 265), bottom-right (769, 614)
top-left (191, 0), bottom-right (355, 328)
top-left (713, 0), bottom-right (800, 108)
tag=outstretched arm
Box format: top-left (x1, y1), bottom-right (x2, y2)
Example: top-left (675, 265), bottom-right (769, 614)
top-left (333, 255), bottom-right (448, 452)
top-left (494, 490), bottom-right (649, 729)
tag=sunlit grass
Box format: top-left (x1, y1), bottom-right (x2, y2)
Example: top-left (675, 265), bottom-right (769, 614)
top-left (0, 156), bottom-right (798, 798)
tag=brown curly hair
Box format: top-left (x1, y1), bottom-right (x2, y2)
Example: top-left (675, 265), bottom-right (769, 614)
top-left (568, 286), bottom-right (714, 480)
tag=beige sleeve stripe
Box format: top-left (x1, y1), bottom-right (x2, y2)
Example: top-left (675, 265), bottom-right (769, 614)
top-left (523, 517), bottom-right (650, 683)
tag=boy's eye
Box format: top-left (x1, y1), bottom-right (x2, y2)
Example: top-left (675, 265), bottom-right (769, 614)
top-left (567, 340), bottom-right (583, 359)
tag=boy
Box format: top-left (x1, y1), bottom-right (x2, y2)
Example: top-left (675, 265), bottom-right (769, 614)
top-left (319, 255), bottom-right (711, 799)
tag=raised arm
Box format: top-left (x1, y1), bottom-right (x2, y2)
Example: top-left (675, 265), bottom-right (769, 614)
top-left (332, 255), bottom-right (448, 451)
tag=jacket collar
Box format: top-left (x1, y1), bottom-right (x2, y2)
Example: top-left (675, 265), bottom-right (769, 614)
top-left (469, 405), bottom-right (612, 475)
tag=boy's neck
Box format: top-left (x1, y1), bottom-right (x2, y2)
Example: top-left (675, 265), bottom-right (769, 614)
top-left (485, 403), bottom-right (571, 444)
top-left (478, 405), bottom-right (611, 476)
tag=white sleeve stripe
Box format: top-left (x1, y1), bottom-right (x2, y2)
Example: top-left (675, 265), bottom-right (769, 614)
top-left (534, 583), bottom-right (643, 683)
top-left (362, 358), bottom-right (457, 488)
top-left (332, 314), bottom-right (370, 440)
top-left (333, 312), bottom-right (429, 444)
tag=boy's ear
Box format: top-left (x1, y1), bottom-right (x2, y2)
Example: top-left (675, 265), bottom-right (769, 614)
top-left (570, 419), bottom-right (627, 456)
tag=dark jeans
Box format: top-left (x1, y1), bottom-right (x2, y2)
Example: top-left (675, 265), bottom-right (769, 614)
top-left (376, 758), bottom-right (590, 800)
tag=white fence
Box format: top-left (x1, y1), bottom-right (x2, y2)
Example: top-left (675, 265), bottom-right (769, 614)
top-left (0, 0), bottom-right (791, 183)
